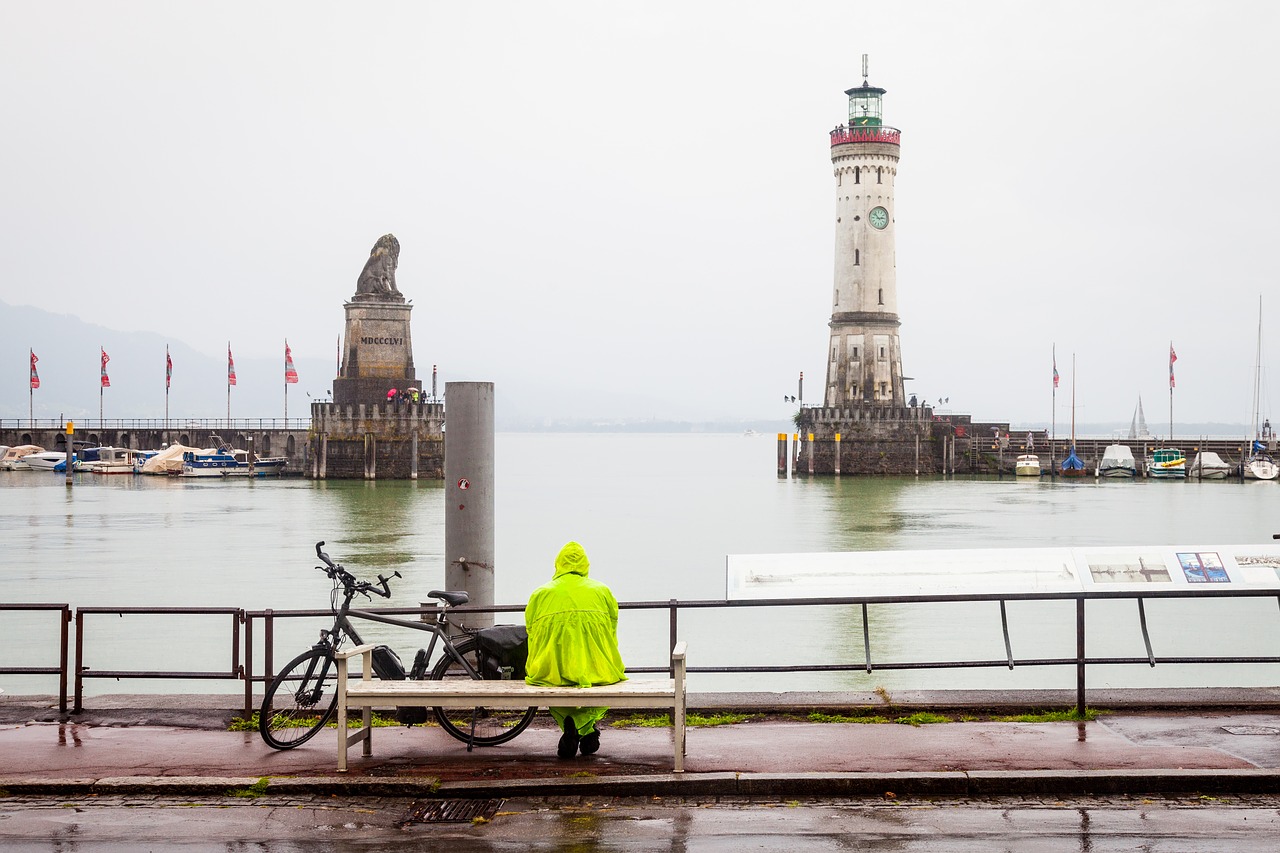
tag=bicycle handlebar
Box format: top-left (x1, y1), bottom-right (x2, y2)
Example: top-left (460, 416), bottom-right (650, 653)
top-left (314, 541), bottom-right (400, 599)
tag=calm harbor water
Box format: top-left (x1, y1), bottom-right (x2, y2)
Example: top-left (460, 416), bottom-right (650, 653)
top-left (2, 432), bottom-right (1279, 697)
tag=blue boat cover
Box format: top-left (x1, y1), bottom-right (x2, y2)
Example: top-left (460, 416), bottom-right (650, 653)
top-left (1060, 448), bottom-right (1086, 472)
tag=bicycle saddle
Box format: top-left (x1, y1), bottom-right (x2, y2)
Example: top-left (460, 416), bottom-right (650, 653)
top-left (428, 589), bottom-right (470, 607)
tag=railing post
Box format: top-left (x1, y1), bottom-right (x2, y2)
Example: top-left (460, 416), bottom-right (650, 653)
top-left (243, 612), bottom-right (254, 721)
top-left (264, 610), bottom-right (274, 683)
top-left (668, 599), bottom-right (678, 678)
top-left (73, 608), bottom-right (84, 713)
top-left (1075, 597), bottom-right (1086, 716)
top-left (59, 605), bottom-right (70, 713)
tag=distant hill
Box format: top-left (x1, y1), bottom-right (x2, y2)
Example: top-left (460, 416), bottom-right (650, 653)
top-left (1, 301), bottom-right (334, 422)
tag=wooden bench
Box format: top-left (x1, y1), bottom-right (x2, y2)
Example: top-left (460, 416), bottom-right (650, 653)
top-left (335, 641), bottom-right (687, 772)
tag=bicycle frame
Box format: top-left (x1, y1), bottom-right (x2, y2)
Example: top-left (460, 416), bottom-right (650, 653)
top-left (310, 577), bottom-right (482, 680)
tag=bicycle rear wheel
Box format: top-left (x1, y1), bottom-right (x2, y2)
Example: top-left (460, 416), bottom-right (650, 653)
top-left (430, 637), bottom-right (536, 746)
top-left (259, 648), bottom-right (338, 750)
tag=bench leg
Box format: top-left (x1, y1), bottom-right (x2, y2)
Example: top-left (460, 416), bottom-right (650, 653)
top-left (337, 702), bottom-right (348, 773)
top-left (673, 696), bottom-right (685, 774)
top-left (363, 706), bottom-right (373, 756)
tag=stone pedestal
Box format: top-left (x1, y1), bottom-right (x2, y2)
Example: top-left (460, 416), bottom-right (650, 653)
top-left (332, 299), bottom-right (417, 406)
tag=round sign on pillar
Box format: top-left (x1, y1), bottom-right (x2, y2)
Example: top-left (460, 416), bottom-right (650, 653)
top-left (458, 478), bottom-right (470, 490)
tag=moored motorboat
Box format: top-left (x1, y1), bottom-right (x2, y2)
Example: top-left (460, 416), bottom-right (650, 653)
top-left (23, 450), bottom-right (74, 471)
top-left (1096, 444), bottom-right (1137, 478)
top-left (1014, 454), bottom-right (1041, 477)
top-left (0, 444), bottom-right (43, 470)
top-left (1145, 448), bottom-right (1186, 479)
top-left (90, 447), bottom-right (150, 474)
top-left (1187, 451), bottom-right (1232, 480)
top-left (181, 446), bottom-right (288, 478)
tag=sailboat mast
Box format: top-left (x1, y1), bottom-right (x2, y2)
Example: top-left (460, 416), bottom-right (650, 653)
top-left (1252, 296), bottom-right (1263, 439)
top-left (1071, 354), bottom-right (1076, 443)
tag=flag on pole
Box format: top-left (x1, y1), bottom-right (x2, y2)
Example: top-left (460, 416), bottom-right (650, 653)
top-left (100, 348), bottom-right (111, 388)
top-left (1169, 344), bottom-right (1178, 389)
top-left (1052, 351), bottom-right (1059, 389)
top-left (166, 347), bottom-right (172, 390)
top-left (285, 341), bottom-right (299, 384)
top-left (228, 345), bottom-right (237, 386)
top-left (30, 350), bottom-right (40, 389)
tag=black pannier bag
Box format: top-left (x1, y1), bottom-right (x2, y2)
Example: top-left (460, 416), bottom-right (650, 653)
top-left (368, 644), bottom-right (428, 726)
top-left (474, 625), bottom-right (529, 681)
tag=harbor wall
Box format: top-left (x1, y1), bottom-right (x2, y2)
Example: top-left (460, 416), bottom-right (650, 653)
top-left (0, 425), bottom-right (311, 473)
top-left (308, 400), bottom-right (444, 480)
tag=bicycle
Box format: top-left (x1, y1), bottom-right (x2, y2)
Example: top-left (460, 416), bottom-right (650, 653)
top-left (258, 541), bottom-right (535, 750)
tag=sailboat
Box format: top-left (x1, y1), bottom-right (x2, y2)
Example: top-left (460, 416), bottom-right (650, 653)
top-left (1127, 397), bottom-right (1151, 439)
top-left (1243, 297), bottom-right (1279, 481)
top-left (1060, 355), bottom-right (1087, 478)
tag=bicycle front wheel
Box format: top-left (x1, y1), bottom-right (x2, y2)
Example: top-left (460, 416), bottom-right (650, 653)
top-left (259, 648), bottom-right (338, 750)
top-left (430, 637), bottom-right (536, 746)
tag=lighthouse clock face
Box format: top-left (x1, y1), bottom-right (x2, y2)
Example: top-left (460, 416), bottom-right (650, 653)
top-left (869, 206), bottom-right (889, 230)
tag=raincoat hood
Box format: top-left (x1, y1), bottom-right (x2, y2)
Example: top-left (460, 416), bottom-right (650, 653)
top-left (553, 542), bottom-right (590, 578)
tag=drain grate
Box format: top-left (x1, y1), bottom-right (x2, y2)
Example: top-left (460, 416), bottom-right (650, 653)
top-left (399, 798), bottom-right (505, 825)
top-left (1221, 725), bottom-right (1280, 736)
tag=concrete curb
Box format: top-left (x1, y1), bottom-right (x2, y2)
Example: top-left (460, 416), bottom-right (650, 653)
top-left (4, 770), bottom-right (1280, 799)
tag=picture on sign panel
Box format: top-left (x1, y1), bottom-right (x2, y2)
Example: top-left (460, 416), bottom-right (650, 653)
top-left (1086, 553), bottom-right (1171, 584)
top-left (1176, 552), bottom-right (1230, 584)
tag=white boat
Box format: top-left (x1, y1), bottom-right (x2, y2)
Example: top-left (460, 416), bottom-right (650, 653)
top-left (1096, 444), bottom-right (1137, 478)
top-left (0, 444), bottom-right (44, 470)
top-left (140, 444), bottom-right (199, 475)
top-left (1243, 445), bottom-right (1279, 481)
top-left (1145, 447), bottom-right (1186, 479)
top-left (22, 450), bottom-right (74, 471)
top-left (89, 447), bottom-right (149, 475)
top-left (1014, 454), bottom-right (1041, 477)
top-left (1242, 297), bottom-right (1279, 481)
top-left (1187, 451), bottom-right (1232, 480)
top-left (181, 446), bottom-right (288, 478)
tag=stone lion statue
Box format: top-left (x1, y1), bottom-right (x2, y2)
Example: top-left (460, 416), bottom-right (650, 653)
top-left (355, 234), bottom-right (401, 297)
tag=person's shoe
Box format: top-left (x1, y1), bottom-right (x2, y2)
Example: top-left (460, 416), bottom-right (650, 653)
top-left (579, 728), bottom-right (600, 755)
top-left (557, 716), bottom-right (580, 759)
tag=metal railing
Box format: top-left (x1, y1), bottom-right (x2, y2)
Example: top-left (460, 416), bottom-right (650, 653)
top-left (8, 588), bottom-right (1277, 717)
top-left (1, 418), bottom-right (311, 432)
top-left (0, 604), bottom-right (71, 712)
top-left (73, 607), bottom-right (244, 712)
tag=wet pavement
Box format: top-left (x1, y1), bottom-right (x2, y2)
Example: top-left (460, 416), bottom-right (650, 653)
top-left (1, 694), bottom-right (1279, 799)
top-left (5, 793), bottom-right (1280, 851)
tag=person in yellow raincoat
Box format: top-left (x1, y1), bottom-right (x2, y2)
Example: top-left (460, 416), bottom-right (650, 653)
top-left (525, 541), bottom-right (626, 758)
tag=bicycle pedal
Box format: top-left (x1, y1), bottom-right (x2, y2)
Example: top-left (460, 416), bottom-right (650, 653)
top-left (409, 648), bottom-right (429, 680)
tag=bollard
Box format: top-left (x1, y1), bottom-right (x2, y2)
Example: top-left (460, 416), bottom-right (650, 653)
top-left (834, 433), bottom-right (841, 476)
top-left (777, 433), bottom-right (788, 478)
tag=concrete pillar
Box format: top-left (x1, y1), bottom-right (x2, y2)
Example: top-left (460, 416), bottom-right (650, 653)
top-left (410, 430), bottom-right (419, 480)
top-left (444, 381), bottom-right (495, 629)
top-left (246, 436), bottom-right (255, 474)
top-left (834, 433), bottom-right (842, 476)
top-left (777, 433), bottom-right (788, 478)
top-left (364, 433), bottom-right (376, 480)
top-left (319, 434), bottom-right (328, 479)
top-left (807, 433), bottom-right (815, 476)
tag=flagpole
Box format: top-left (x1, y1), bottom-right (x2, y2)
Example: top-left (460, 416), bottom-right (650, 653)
top-left (165, 345), bottom-right (170, 436)
top-left (1051, 344), bottom-right (1057, 474)
top-left (227, 341), bottom-right (231, 425)
top-left (284, 338), bottom-right (288, 423)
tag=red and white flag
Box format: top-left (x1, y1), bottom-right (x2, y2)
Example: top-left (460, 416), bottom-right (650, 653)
top-left (1169, 344), bottom-right (1178, 389)
top-left (166, 347), bottom-right (172, 390)
top-left (30, 350), bottom-right (40, 390)
top-left (228, 345), bottom-right (237, 386)
top-left (100, 348), bottom-right (111, 388)
top-left (285, 341), bottom-right (299, 384)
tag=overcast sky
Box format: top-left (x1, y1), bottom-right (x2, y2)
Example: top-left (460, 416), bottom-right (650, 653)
top-left (2, 1), bottom-right (1277, 428)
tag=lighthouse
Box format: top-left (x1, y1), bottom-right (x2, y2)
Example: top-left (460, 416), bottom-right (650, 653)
top-left (823, 57), bottom-right (906, 409)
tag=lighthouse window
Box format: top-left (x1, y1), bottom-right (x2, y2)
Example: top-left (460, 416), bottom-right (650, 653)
top-left (854, 249), bottom-right (859, 266)
top-left (851, 346), bottom-right (859, 358)
top-left (878, 288), bottom-right (883, 305)
top-left (854, 167), bottom-right (860, 185)
top-left (879, 346), bottom-right (886, 358)
top-left (877, 167), bottom-right (882, 184)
